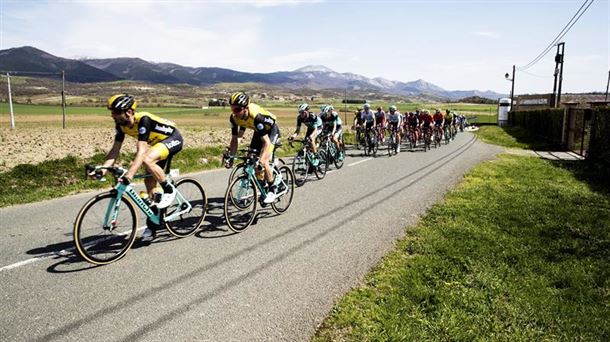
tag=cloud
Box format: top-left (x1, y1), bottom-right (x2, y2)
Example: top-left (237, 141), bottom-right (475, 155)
top-left (231, 0), bottom-right (324, 8)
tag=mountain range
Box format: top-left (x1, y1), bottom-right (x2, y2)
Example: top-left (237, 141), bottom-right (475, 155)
top-left (0, 46), bottom-right (506, 100)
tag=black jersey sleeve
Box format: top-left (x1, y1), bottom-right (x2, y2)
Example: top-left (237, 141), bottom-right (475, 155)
top-left (137, 115), bottom-right (154, 142)
top-left (253, 114), bottom-right (275, 134)
top-left (114, 124), bottom-right (125, 143)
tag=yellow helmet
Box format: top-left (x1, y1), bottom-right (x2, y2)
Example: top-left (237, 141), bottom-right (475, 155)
top-left (107, 94), bottom-right (137, 111)
top-left (229, 91), bottom-right (249, 107)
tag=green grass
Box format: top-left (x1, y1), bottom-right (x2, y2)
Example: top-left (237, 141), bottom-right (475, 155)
top-left (313, 154), bottom-right (610, 341)
top-left (474, 125), bottom-right (555, 150)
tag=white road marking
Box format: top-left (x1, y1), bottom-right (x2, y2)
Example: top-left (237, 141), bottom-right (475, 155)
top-left (0, 226), bottom-right (147, 272)
top-left (348, 158), bottom-right (373, 167)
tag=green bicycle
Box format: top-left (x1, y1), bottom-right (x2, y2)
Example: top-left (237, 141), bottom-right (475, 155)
top-left (73, 164), bottom-right (207, 265)
top-left (224, 148), bottom-right (295, 233)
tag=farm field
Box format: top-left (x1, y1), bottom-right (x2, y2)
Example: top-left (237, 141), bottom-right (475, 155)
top-left (0, 102), bottom-right (497, 172)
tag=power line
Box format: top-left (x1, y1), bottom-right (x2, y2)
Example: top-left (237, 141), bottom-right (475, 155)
top-left (518, 0), bottom-right (594, 71)
top-left (517, 69), bottom-right (554, 79)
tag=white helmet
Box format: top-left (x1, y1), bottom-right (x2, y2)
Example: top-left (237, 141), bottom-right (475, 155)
top-left (363, 103), bottom-right (370, 109)
top-left (389, 105), bottom-right (397, 112)
top-left (298, 103), bottom-right (309, 112)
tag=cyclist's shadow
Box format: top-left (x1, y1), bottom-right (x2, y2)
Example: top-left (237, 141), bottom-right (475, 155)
top-left (196, 197), bottom-right (275, 239)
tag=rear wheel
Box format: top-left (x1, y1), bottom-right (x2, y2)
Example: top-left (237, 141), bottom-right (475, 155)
top-left (73, 192), bottom-right (137, 265)
top-left (271, 165), bottom-right (295, 214)
top-left (164, 178), bottom-right (207, 237)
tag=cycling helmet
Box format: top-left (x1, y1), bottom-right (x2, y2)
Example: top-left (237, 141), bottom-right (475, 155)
top-left (298, 103), bottom-right (310, 113)
top-left (389, 105), bottom-right (397, 112)
top-left (325, 105), bottom-right (334, 114)
top-left (377, 106), bottom-right (382, 111)
top-left (107, 94), bottom-right (137, 111)
top-left (229, 91), bottom-right (249, 107)
top-left (363, 103), bottom-right (370, 109)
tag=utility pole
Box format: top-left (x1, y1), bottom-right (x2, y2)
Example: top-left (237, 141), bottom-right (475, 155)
top-left (7, 72), bottom-right (15, 129)
top-left (605, 71), bottom-right (610, 102)
top-left (552, 42), bottom-right (565, 108)
top-left (510, 65), bottom-right (515, 110)
top-left (61, 70), bottom-right (67, 129)
top-left (556, 42), bottom-right (565, 107)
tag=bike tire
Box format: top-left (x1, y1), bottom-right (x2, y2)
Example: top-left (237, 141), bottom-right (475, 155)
top-left (334, 143), bottom-right (345, 169)
top-left (224, 175), bottom-right (257, 233)
top-left (164, 178), bottom-right (207, 238)
top-left (313, 153), bottom-right (328, 180)
top-left (228, 162), bottom-right (245, 186)
top-left (73, 192), bottom-right (137, 265)
top-left (292, 150), bottom-right (308, 187)
top-left (271, 165), bottom-right (295, 214)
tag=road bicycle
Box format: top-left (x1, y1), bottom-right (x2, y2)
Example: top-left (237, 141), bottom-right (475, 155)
top-left (317, 131), bottom-right (345, 169)
top-left (407, 125), bottom-right (418, 150)
top-left (433, 125), bottom-right (443, 148)
top-left (353, 125), bottom-right (366, 150)
top-left (74, 163), bottom-right (207, 265)
top-left (363, 127), bottom-right (378, 157)
top-left (227, 149), bottom-right (285, 186)
top-left (224, 148), bottom-right (294, 233)
top-left (289, 138), bottom-right (327, 187)
top-left (422, 125), bottom-right (432, 151)
top-left (387, 126), bottom-right (399, 156)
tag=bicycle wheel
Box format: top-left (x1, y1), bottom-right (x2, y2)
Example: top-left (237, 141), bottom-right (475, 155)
top-left (272, 165), bottom-right (295, 214)
top-left (291, 150), bottom-right (309, 187)
top-left (224, 175), bottom-right (257, 232)
top-left (387, 134), bottom-right (393, 156)
top-left (372, 138), bottom-right (378, 157)
top-left (334, 143), bottom-right (345, 169)
top-left (164, 178), bottom-right (207, 237)
top-left (228, 162), bottom-right (245, 186)
top-left (314, 153), bottom-right (328, 180)
top-left (73, 192), bottom-right (137, 265)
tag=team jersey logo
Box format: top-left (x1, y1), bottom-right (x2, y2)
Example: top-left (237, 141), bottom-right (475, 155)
top-left (139, 127), bottom-right (147, 134)
top-left (256, 123), bottom-right (265, 131)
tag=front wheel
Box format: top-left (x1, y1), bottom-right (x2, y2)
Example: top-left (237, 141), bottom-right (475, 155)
top-left (292, 150), bottom-right (309, 187)
top-left (73, 192), bottom-right (138, 265)
top-left (164, 178), bottom-right (207, 237)
top-left (313, 152), bottom-right (327, 180)
top-left (224, 175), bottom-right (257, 233)
top-left (334, 143), bottom-right (345, 169)
top-left (271, 165), bottom-right (295, 214)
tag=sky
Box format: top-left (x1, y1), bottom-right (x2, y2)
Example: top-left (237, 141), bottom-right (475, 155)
top-left (1, 0), bottom-right (609, 95)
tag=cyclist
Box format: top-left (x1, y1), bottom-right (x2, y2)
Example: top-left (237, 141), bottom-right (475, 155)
top-left (95, 94), bottom-right (183, 241)
top-left (375, 106), bottom-right (387, 144)
top-left (419, 110), bottom-right (434, 144)
top-left (289, 103), bottom-right (322, 166)
top-left (406, 111), bottom-right (420, 143)
top-left (225, 91), bottom-right (282, 204)
top-left (432, 109), bottom-right (445, 141)
top-left (387, 105), bottom-right (402, 152)
top-left (444, 109), bottom-right (454, 141)
top-left (320, 105), bottom-right (345, 161)
top-left (362, 103), bottom-right (376, 148)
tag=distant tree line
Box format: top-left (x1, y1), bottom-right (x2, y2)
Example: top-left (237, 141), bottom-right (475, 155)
top-left (452, 96), bottom-right (498, 104)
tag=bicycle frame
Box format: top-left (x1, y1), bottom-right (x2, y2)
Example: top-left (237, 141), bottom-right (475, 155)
top-left (101, 171), bottom-right (192, 230)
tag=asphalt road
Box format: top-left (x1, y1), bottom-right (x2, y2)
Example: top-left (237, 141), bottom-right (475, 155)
top-left (0, 132), bottom-right (502, 341)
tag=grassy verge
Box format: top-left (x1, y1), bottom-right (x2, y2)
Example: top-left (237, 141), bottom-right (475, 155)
top-left (0, 143), bottom-right (300, 208)
top-left (313, 154), bottom-right (609, 341)
top-left (474, 125), bottom-right (556, 150)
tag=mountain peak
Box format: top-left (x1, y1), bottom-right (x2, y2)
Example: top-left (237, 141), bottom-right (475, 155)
top-left (294, 65), bottom-right (335, 73)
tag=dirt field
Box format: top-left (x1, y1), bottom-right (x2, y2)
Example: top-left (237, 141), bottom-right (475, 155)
top-left (0, 126), bottom-right (249, 172)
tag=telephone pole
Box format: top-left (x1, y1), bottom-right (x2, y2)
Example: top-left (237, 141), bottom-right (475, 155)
top-left (552, 42), bottom-right (565, 108)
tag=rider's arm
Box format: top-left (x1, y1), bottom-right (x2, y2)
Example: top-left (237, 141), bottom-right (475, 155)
top-left (125, 140), bottom-right (148, 180)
